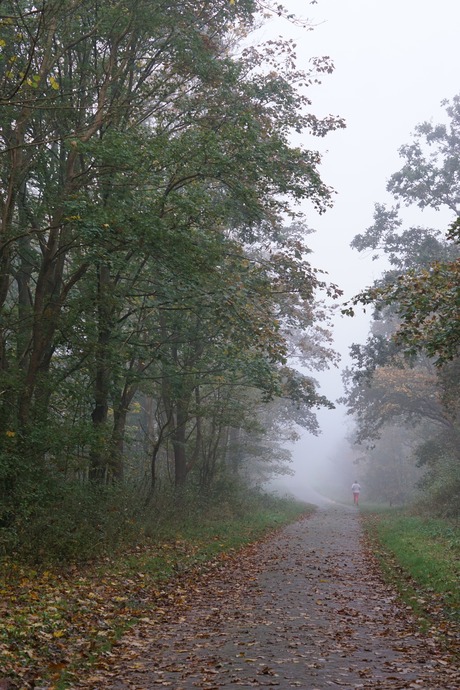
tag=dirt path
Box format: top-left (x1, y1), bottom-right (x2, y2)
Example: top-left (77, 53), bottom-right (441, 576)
top-left (82, 505), bottom-right (459, 689)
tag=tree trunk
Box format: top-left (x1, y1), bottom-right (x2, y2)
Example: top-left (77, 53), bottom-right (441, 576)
top-left (172, 400), bottom-right (188, 488)
top-left (228, 426), bottom-right (242, 475)
top-left (173, 447), bottom-right (188, 487)
top-left (110, 383), bottom-right (137, 482)
top-left (89, 264), bottom-right (112, 482)
top-left (111, 407), bottom-right (127, 482)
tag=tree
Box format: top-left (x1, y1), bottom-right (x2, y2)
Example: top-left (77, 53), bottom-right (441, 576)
top-left (343, 96), bottom-right (460, 511)
top-left (342, 333), bottom-right (460, 513)
top-left (387, 95), bottom-right (460, 214)
top-left (2, 0), bottom-right (258, 460)
top-left (350, 425), bottom-right (425, 505)
top-left (343, 354), bottom-right (456, 444)
top-left (1, 0), bottom-right (345, 515)
top-left (345, 95), bottom-right (460, 365)
top-left (347, 216), bottom-right (459, 365)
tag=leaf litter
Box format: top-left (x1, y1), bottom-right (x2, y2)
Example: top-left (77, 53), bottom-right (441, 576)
top-left (1, 507), bottom-right (459, 689)
top-left (81, 507), bottom-right (459, 689)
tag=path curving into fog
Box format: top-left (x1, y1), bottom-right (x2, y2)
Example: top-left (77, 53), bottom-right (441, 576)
top-left (82, 506), bottom-right (459, 689)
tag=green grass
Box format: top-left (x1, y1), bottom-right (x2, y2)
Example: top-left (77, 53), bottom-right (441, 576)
top-left (361, 508), bottom-right (459, 633)
top-left (111, 494), bottom-right (313, 580)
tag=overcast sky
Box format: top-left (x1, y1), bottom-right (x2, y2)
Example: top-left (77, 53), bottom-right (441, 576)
top-left (264, 0), bottom-right (460, 495)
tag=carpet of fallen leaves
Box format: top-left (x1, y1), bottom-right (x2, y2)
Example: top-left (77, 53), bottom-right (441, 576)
top-left (0, 538), bottom-right (225, 689)
top-left (77, 507), bottom-right (458, 689)
top-left (1, 506), bottom-right (459, 689)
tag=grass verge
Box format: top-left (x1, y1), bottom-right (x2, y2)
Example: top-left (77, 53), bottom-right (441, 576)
top-left (0, 491), bottom-right (312, 689)
top-left (361, 507), bottom-right (459, 645)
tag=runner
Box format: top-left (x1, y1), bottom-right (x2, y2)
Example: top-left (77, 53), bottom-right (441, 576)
top-left (351, 480), bottom-right (361, 506)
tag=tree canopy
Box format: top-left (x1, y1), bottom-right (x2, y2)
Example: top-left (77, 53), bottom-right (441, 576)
top-left (342, 96), bottom-right (460, 514)
top-left (345, 96), bottom-right (460, 365)
top-left (0, 0), bottom-right (345, 552)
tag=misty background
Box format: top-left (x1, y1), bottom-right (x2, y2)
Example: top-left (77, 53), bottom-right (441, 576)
top-left (266, 0), bottom-right (460, 501)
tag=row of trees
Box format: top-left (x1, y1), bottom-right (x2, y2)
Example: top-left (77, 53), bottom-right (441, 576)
top-left (0, 0), bottom-right (344, 551)
top-left (343, 96), bottom-right (460, 514)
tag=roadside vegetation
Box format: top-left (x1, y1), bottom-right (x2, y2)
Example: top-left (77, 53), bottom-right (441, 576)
top-left (342, 94), bottom-right (460, 665)
top-left (362, 507), bottom-right (459, 645)
top-left (0, 0), bottom-right (342, 568)
top-left (0, 488), bottom-right (312, 689)
top-left (342, 96), bottom-right (460, 519)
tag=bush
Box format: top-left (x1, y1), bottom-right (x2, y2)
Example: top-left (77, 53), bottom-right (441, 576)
top-left (0, 468), bottom-right (312, 565)
top-left (0, 478), bottom-right (142, 563)
top-left (416, 454), bottom-right (460, 518)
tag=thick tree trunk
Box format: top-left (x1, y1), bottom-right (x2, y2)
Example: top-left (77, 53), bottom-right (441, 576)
top-left (110, 383), bottom-right (137, 482)
top-left (89, 264), bottom-right (112, 482)
top-left (228, 426), bottom-right (242, 475)
top-left (111, 406), bottom-right (127, 482)
top-left (172, 400), bottom-right (188, 488)
top-left (16, 146), bottom-right (80, 432)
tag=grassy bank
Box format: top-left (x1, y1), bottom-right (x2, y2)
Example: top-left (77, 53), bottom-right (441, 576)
top-left (361, 507), bottom-right (459, 640)
top-left (0, 491), bottom-right (312, 689)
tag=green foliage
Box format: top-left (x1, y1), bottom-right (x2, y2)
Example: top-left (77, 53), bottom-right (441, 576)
top-left (416, 452), bottom-right (460, 519)
top-left (144, 481), bottom-right (311, 549)
top-left (344, 96), bottom-right (460, 519)
top-left (0, 461), bottom-right (312, 565)
top-left (348, 238), bottom-right (460, 366)
top-left (350, 203), bottom-right (454, 270)
top-left (352, 426), bottom-right (425, 505)
top-left (346, 95), bottom-right (460, 365)
top-left (387, 95), bottom-right (460, 214)
top-left (0, 0), bottom-right (342, 550)
top-left (1, 479), bottom-right (142, 563)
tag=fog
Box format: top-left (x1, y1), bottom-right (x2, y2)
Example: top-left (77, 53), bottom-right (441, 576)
top-left (266, 0), bottom-right (460, 503)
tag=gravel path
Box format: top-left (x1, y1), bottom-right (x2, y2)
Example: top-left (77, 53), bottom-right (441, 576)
top-left (84, 505), bottom-right (459, 689)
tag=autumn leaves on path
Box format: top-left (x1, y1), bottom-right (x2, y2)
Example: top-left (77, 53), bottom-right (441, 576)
top-left (82, 507), bottom-right (459, 689)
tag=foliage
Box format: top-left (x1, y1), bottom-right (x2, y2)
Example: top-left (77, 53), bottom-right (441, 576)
top-left (344, 357), bottom-right (453, 442)
top-left (350, 203), bottom-right (453, 270)
top-left (0, 0), bottom-right (344, 544)
top-left (343, 96), bottom-right (460, 514)
top-left (347, 218), bottom-right (460, 366)
top-left (387, 95), bottom-right (460, 213)
top-left (415, 445), bottom-right (460, 519)
top-left (0, 480), bottom-right (143, 563)
top-left (351, 425), bottom-right (425, 505)
top-left (343, 343), bottom-right (460, 513)
top-left (345, 95), bottom-right (460, 365)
